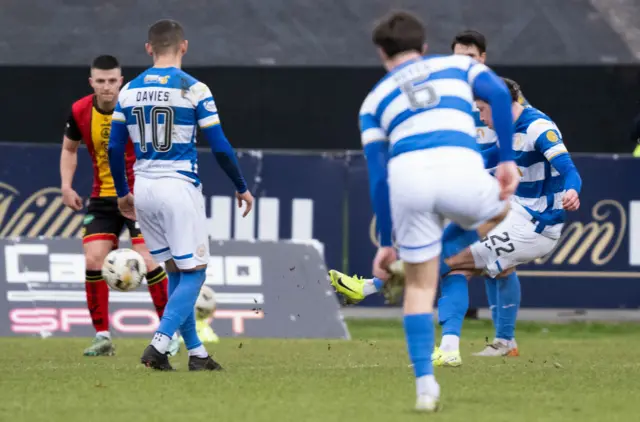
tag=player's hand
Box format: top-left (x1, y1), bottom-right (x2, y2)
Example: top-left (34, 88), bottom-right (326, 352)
top-left (117, 194), bottom-right (136, 220)
top-left (236, 190), bottom-right (254, 217)
top-left (563, 189), bottom-right (580, 211)
top-left (495, 161), bottom-right (520, 200)
top-left (373, 247), bottom-right (398, 281)
top-left (61, 187), bottom-right (83, 211)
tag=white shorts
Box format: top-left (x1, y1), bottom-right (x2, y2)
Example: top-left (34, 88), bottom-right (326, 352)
top-left (470, 204), bottom-right (558, 278)
top-left (389, 147), bottom-right (507, 263)
top-left (133, 176), bottom-right (210, 270)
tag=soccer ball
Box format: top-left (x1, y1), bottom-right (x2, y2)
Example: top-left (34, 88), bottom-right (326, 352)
top-left (195, 285), bottom-right (217, 320)
top-left (102, 248), bottom-right (147, 292)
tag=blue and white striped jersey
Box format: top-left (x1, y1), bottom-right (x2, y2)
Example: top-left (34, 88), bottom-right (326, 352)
top-left (474, 103), bottom-right (496, 151)
top-left (511, 107), bottom-right (569, 239)
top-left (475, 94), bottom-right (530, 152)
top-left (359, 55), bottom-right (491, 157)
top-left (112, 67), bottom-right (220, 185)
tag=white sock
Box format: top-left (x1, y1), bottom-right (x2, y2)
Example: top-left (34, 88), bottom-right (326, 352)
top-left (440, 334), bottom-right (460, 352)
top-left (96, 331), bottom-right (110, 339)
top-left (416, 375), bottom-right (440, 397)
top-left (363, 279), bottom-right (378, 296)
top-left (151, 332), bottom-right (171, 354)
top-left (188, 345), bottom-right (208, 358)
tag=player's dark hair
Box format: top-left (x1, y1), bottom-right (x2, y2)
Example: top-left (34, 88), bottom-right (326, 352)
top-left (372, 11), bottom-right (425, 59)
top-left (148, 19), bottom-right (185, 55)
top-left (502, 77), bottom-right (521, 103)
top-left (451, 30), bottom-right (487, 54)
top-left (91, 55), bottom-right (120, 70)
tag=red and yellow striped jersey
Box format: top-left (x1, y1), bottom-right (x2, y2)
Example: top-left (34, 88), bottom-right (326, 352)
top-left (66, 95), bottom-right (136, 197)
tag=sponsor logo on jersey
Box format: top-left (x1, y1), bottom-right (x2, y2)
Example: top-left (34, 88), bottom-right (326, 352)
top-left (143, 75), bottom-right (170, 85)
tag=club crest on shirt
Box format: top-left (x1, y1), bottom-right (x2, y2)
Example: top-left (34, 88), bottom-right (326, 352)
top-left (546, 130), bottom-right (559, 143)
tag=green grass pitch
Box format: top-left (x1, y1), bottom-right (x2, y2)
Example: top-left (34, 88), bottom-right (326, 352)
top-left (1, 318), bottom-right (640, 421)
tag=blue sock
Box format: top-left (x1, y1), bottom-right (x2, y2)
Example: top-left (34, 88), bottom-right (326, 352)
top-left (166, 271), bottom-right (181, 337)
top-left (403, 313), bottom-right (434, 377)
top-left (156, 269), bottom-right (206, 340)
top-left (484, 277), bottom-right (498, 335)
top-left (372, 277), bottom-right (384, 291)
top-left (179, 311), bottom-right (201, 350)
top-left (167, 271), bottom-right (180, 297)
top-left (496, 272), bottom-right (521, 341)
top-left (437, 274), bottom-right (469, 337)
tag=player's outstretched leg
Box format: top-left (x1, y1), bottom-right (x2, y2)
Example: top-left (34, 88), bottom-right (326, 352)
top-left (403, 258), bottom-right (440, 412)
top-left (475, 271), bottom-right (521, 357)
top-left (328, 270), bottom-right (370, 304)
top-left (329, 260), bottom-right (405, 305)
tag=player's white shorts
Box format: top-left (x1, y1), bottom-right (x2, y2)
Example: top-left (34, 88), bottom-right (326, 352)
top-left (470, 203), bottom-right (558, 278)
top-left (388, 146), bottom-right (507, 263)
top-left (133, 176), bottom-right (210, 270)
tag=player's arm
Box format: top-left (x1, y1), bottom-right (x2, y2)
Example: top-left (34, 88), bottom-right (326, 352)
top-left (193, 83), bottom-right (252, 216)
top-left (107, 100), bottom-right (137, 220)
top-left (536, 128), bottom-right (582, 211)
top-left (479, 143), bottom-right (500, 169)
top-left (60, 113), bottom-right (83, 210)
top-left (107, 101), bottom-right (131, 198)
top-left (469, 64), bottom-right (514, 161)
top-left (360, 110), bottom-right (392, 248)
top-left (469, 61), bottom-right (519, 199)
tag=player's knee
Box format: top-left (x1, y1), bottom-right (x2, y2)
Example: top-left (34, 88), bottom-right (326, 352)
top-left (132, 245), bottom-right (159, 272)
top-left (84, 240), bottom-right (115, 270)
top-left (85, 249), bottom-right (107, 271)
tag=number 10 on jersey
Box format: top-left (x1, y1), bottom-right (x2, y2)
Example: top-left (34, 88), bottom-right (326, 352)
top-left (132, 106), bottom-right (174, 153)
